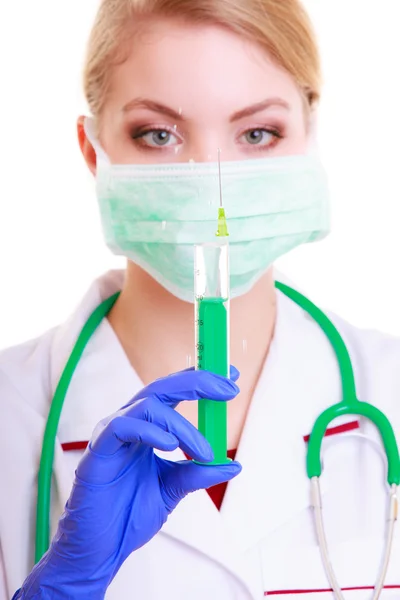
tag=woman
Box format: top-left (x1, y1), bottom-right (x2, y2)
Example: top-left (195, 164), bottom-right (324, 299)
top-left (2, 0), bottom-right (400, 598)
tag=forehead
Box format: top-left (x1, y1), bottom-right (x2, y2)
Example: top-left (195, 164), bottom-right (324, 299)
top-left (106, 20), bottom-right (304, 118)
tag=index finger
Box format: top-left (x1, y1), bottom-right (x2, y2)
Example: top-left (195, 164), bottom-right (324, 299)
top-left (127, 369), bottom-right (239, 409)
top-left (165, 365), bottom-right (240, 382)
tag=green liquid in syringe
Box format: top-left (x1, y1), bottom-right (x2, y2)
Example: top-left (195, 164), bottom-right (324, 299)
top-left (197, 297), bottom-right (230, 465)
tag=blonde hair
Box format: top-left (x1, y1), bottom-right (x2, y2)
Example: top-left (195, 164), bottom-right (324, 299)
top-left (83, 0), bottom-right (321, 121)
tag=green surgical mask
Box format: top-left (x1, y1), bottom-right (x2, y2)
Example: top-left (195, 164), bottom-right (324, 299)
top-left (85, 118), bottom-right (330, 302)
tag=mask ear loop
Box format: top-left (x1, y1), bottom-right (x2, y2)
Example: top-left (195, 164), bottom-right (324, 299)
top-left (306, 109), bottom-right (320, 157)
top-left (83, 117), bottom-right (111, 167)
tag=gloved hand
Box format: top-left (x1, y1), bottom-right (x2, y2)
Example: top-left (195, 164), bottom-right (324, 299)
top-left (15, 368), bottom-right (242, 600)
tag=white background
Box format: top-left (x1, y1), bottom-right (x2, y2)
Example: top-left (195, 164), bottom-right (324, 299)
top-left (0, 0), bottom-right (399, 348)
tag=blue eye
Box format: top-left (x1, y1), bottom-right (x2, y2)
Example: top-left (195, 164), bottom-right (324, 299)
top-left (132, 128), bottom-right (180, 148)
top-left (242, 129), bottom-right (278, 146)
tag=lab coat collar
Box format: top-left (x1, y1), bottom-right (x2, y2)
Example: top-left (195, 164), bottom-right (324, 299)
top-left (50, 268), bottom-right (125, 399)
top-left (49, 270), bottom-right (144, 444)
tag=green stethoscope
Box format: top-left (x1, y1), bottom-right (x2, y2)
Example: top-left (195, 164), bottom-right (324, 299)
top-left (35, 282), bottom-right (400, 598)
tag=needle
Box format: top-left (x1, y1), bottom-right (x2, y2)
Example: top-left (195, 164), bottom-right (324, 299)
top-left (216, 148), bottom-right (229, 238)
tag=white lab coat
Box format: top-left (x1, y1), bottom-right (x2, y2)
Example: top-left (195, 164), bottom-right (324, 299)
top-left (1, 270), bottom-right (400, 600)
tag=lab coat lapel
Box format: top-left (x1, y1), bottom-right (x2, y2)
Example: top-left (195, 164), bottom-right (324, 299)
top-left (220, 288), bottom-right (344, 552)
top-left (158, 451), bottom-right (257, 595)
top-left (48, 270), bottom-right (144, 532)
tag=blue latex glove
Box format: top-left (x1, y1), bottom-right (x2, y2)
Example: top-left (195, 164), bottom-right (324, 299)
top-left (15, 368), bottom-right (242, 600)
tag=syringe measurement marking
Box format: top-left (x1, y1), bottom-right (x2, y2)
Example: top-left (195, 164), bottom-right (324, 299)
top-left (196, 304), bottom-right (205, 365)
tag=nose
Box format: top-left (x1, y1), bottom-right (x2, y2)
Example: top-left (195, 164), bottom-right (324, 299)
top-left (173, 129), bottom-right (234, 163)
top-left (180, 144), bottom-right (236, 164)
top-left (180, 146), bottom-right (219, 164)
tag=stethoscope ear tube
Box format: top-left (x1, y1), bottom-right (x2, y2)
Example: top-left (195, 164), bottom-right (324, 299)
top-left (311, 476), bottom-right (398, 600)
top-left (279, 281), bottom-right (400, 600)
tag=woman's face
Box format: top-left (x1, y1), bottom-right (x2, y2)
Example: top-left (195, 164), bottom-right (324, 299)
top-left (80, 19), bottom-right (310, 168)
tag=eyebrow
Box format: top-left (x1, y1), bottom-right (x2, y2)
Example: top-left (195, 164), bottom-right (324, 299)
top-left (122, 97), bottom-right (290, 122)
top-left (230, 98), bottom-right (290, 122)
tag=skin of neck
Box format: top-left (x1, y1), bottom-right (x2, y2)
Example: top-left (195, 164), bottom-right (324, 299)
top-left (108, 261), bottom-right (277, 448)
top-left (109, 260), bottom-right (277, 380)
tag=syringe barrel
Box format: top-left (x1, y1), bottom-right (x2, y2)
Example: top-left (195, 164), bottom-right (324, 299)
top-left (194, 241), bottom-right (229, 300)
top-left (194, 242), bottom-right (230, 465)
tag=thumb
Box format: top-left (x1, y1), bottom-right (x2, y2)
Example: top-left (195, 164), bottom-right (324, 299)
top-left (159, 459), bottom-right (242, 512)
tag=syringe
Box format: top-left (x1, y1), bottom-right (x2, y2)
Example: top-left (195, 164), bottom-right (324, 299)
top-left (194, 149), bottom-right (231, 465)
